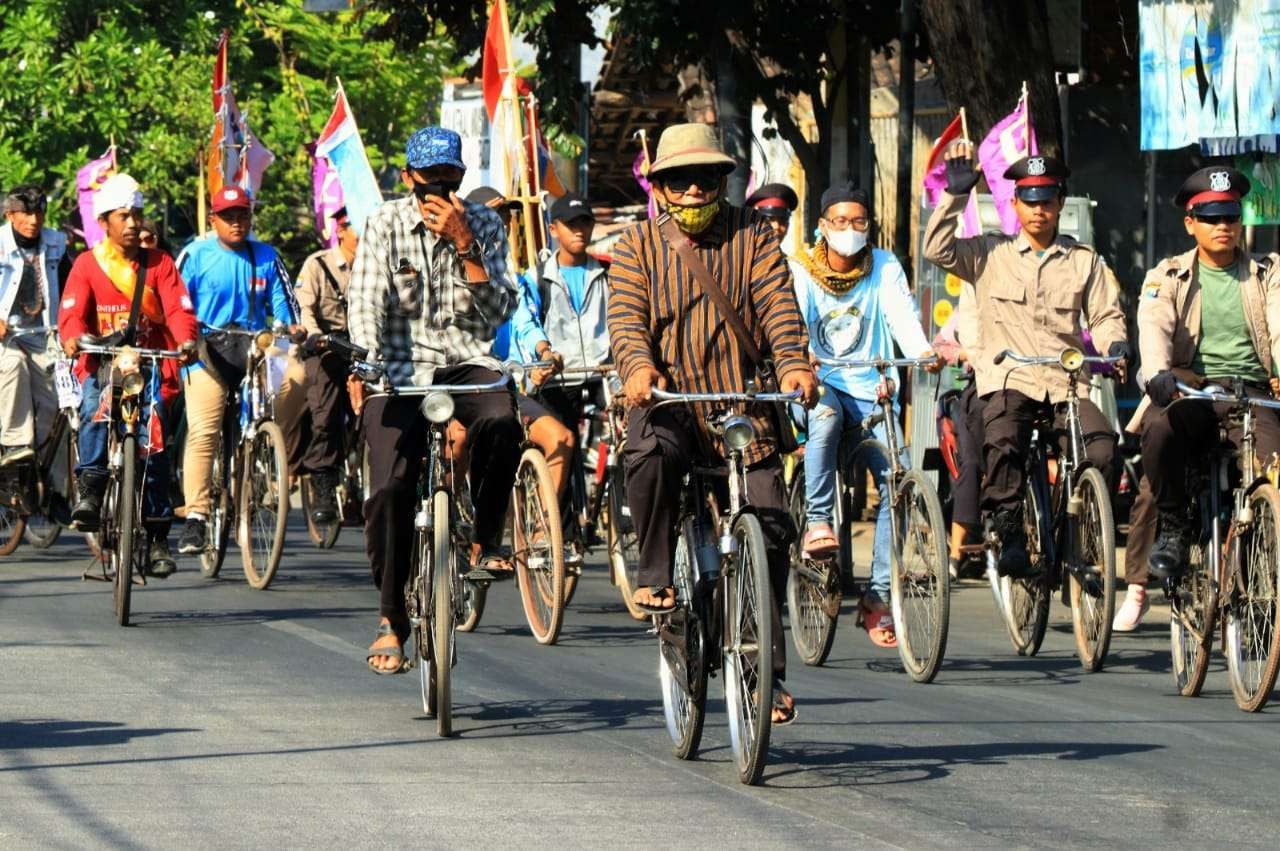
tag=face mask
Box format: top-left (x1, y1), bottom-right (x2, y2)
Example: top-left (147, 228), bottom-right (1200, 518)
top-left (826, 227), bottom-right (867, 258)
top-left (12, 229), bottom-right (39, 250)
top-left (667, 200), bottom-right (720, 235)
top-left (412, 179), bottom-right (462, 202)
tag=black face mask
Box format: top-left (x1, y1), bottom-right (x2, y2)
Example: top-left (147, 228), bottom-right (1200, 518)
top-left (411, 179), bottom-right (462, 201)
top-left (12, 228), bottom-right (39, 250)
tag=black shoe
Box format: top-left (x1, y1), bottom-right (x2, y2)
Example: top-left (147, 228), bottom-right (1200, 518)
top-left (178, 519), bottom-right (207, 555)
top-left (46, 493), bottom-right (73, 527)
top-left (309, 471), bottom-right (339, 524)
top-left (148, 539), bottom-right (177, 578)
top-left (71, 471), bottom-right (109, 532)
top-left (993, 508), bottom-right (1037, 578)
top-left (0, 445), bottom-right (34, 467)
top-left (1149, 510), bottom-right (1190, 580)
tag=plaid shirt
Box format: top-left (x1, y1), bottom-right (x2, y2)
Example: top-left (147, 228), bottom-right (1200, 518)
top-left (348, 195), bottom-right (516, 386)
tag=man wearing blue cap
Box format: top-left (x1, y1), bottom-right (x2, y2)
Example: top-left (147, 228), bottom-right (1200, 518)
top-left (348, 126), bottom-right (521, 675)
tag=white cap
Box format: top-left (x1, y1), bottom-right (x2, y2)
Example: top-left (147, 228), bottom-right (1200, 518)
top-left (93, 173), bottom-right (144, 219)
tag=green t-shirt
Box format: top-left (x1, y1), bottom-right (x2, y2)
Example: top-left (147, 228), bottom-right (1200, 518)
top-left (1192, 261), bottom-right (1268, 382)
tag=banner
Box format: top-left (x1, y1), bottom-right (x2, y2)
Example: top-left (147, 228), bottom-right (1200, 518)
top-left (315, 85), bottom-right (382, 235)
top-left (1239, 155), bottom-right (1280, 224)
top-left (309, 143), bottom-right (344, 247)
top-left (977, 95), bottom-right (1037, 236)
top-left (76, 149), bottom-right (116, 248)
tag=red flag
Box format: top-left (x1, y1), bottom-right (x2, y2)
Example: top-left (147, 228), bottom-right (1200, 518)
top-left (921, 112), bottom-right (980, 237)
top-left (482, 0), bottom-right (512, 121)
top-left (923, 113), bottom-right (963, 181)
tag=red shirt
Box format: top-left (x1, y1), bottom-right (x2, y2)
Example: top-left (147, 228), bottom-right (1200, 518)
top-left (58, 248), bottom-right (200, 399)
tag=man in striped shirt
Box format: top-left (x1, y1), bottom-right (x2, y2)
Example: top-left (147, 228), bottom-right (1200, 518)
top-left (607, 123), bottom-right (818, 724)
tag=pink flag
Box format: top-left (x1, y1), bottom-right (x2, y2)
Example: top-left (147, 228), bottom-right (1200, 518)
top-left (76, 150), bottom-right (116, 248)
top-left (633, 151), bottom-right (657, 220)
top-left (309, 143), bottom-right (344, 247)
top-left (977, 96), bottom-right (1037, 235)
top-left (921, 113), bottom-right (980, 237)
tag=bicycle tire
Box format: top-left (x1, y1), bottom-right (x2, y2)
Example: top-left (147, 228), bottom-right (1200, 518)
top-left (996, 481), bottom-right (1051, 656)
top-left (723, 512), bottom-right (773, 786)
top-left (113, 434), bottom-right (138, 627)
top-left (1069, 467), bottom-right (1117, 672)
top-left (432, 489), bottom-right (454, 737)
top-left (1170, 526), bottom-right (1215, 698)
top-left (606, 470), bottom-right (647, 621)
top-left (25, 424), bottom-right (74, 550)
top-left (513, 447), bottom-right (566, 645)
top-left (891, 469), bottom-right (950, 684)
top-left (409, 521), bottom-right (434, 717)
top-left (24, 517), bottom-right (61, 549)
top-left (241, 421), bottom-right (289, 590)
top-left (1225, 482), bottom-right (1280, 712)
top-left (785, 468), bottom-right (838, 666)
top-left (456, 578), bottom-right (487, 632)
top-left (659, 517), bottom-right (708, 760)
top-left (0, 507), bottom-right (26, 557)
top-left (200, 434), bottom-right (233, 579)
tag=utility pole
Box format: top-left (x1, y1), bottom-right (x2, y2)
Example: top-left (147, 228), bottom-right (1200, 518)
top-left (893, 0), bottom-right (917, 266)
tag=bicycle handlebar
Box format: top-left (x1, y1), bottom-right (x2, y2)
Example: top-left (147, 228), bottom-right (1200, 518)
top-left (651, 388), bottom-right (802, 405)
top-left (817, 355), bottom-right (936, 370)
top-left (366, 368), bottom-right (512, 398)
top-left (993, 348), bottom-right (1122, 369)
top-left (1173, 381), bottom-right (1280, 411)
top-left (78, 343), bottom-right (184, 360)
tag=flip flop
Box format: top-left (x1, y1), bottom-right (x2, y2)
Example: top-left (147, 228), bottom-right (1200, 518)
top-left (632, 586), bottom-right (677, 614)
top-left (861, 607), bottom-right (898, 649)
top-left (467, 548), bottom-right (516, 582)
top-left (366, 622), bottom-right (408, 675)
top-left (802, 524), bottom-right (839, 559)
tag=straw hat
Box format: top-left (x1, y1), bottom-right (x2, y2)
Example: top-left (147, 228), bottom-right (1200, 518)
top-left (647, 123), bottom-right (737, 177)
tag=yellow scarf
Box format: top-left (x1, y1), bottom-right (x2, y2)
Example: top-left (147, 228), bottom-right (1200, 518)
top-left (796, 240), bottom-right (873, 296)
top-left (92, 240), bottom-right (164, 323)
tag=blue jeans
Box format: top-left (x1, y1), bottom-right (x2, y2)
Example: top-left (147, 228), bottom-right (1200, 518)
top-left (77, 371), bottom-right (173, 527)
top-left (803, 386), bottom-right (904, 600)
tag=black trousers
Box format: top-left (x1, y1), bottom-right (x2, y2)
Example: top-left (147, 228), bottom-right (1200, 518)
top-left (980, 389), bottom-right (1116, 514)
top-left (363, 365), bottom-right (521, 624)
top-left (1141, 384), bottom-right (1280, 512)
top-left (952, 384), bottom-right (986, 528)
top-left (301, 351), bottom-right (352, 474)
top-left (623, 404), bottom-right (794, 679)
top-left (534, 379), bottom-right (605, 432)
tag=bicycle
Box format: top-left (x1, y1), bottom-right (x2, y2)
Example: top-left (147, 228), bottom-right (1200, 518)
top-left (787, 356), bottom-right (950, 682)
top-left (193, 325), bottom-right (291, 590)
top-left (354, 361), bottom-right (513, 736)
top-left (1164, 380), bottom-right (1280, 712)
top-left (982, 347), bottom-right (1119, 672)
top-left (650, 386), bottom-right (798, 786)
top-left (77, 339), bottom-right (184, 626)
top-left (296, 334), bottom-right (365, 550)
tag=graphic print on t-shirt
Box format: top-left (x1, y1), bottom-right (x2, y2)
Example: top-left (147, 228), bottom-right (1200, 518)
top-left (817, 305), bottom-right (864, 355)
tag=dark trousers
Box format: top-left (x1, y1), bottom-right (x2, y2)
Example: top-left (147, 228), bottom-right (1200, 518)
top-left (1141, 385), bottom-right (1280, 512)
top-left (980, 389), bottom-right (1116, 514)
top-left (363, 365), bottom-right (521, 624)
top-left (536, 379), bottom-right (605, 527)
top-left (952, 384), bottom-right (986, 528)
top-left (302, 352), bottom-right (351, 474)
top-left (1125, 474), bottom-right (1156, 585)
top-left (623, 404), bottom-right (794, 679)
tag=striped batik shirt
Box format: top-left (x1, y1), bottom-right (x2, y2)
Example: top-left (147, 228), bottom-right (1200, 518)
top-left (607, 205), bottom-right (810, 464)
top-left (348, 195), bottom-right (516, 387)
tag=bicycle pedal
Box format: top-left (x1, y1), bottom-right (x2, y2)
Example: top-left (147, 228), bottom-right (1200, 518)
top-left (464, 568), bottom-right (496, 582)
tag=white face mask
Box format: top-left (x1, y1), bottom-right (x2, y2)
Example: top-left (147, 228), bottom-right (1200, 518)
top-left (825, 226), bottom-right (867, 258)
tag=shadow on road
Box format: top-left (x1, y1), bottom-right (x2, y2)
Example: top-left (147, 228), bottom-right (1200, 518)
top-left (131, 606), bottom-right (364, 629)
top-left (763, 738), bottom-right (1163, 788)
top-left (447, 696), bottom-right (664, 739)
top-left (0, 719), bottom-right (200, 751)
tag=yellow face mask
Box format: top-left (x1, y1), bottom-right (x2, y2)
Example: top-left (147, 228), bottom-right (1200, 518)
top-left (667, 200), bottom-right (720, 235)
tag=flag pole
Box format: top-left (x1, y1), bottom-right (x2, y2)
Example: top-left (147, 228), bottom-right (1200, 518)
top-left (959, 107), bottom-right (970, 146)
top-left (197, 146), bottom-right (207, 235)
top-left (497, 0), bottom-right (538, 272)
top-left (1021, 80), bottom-right (1030, 152)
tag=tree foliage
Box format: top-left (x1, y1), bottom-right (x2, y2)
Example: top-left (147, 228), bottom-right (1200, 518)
top-left (0, 0), bottom-right (457, 268)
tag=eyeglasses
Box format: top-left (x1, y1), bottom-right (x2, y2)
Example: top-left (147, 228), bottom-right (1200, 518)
top-left (822, 216), bottom-right (870, 232)
top-left (1194, 214), bottom-right (1241, 225)
top-left (660, 168), bottom-right (723, 194)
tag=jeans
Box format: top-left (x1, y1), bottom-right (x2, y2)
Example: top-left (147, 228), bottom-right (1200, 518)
top-left (803, 386), bottom-right (901, 600)
top-left (77, 370), bottom-right (173, 527)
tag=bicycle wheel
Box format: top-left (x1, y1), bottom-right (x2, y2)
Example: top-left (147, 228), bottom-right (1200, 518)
top-left (1225, 483), bottom-right (1280, 712)
top-left (0, 505), bottom-right (25, 557)
top-left (456, 578), bottom-right (488, 633)
top-left (408, 523), bottom-right (435, 717)
top-left (890, 469), bottom-right (950, 683)
top-left (606, 469), bottom-right (646, 621)
top-left (996, 482), bottom-right (1051, 656)
top-left (785, 468), bottom-right (838, 666)
top-left (659, 517), bottom-right (707, 760)
top-left (722, 512), bottom-right (774, 786)
top-left (512, 448), bottom-right (566, 645)
top-left (25, 425), bottom-right (72, 550)
top-left (240, 421), bottom-right (289, 590)
top-left (1170, 526), bottom-right (1216, 697)
top-left (201, 440), bottom-right (233, 579)
top-left (113, 435), bottom-right (138, 627)
top-left (1069, 467), bottom-right (1117, 672)
top-left (431, 489), bottom-right (454, 737)
top-left (301, 476), bottom-right (341, 550)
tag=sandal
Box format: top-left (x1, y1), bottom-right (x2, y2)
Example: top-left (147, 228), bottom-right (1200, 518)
top-left (859, 599), bottom-right (898, 649)
top-left (802, 523), bottom-right (839, 559)
top-left (467, 548), bottom-right (516, 582)
top-left (632, 586), bottom-right (677, 614)
top-left (771, 681), bottom-right (798, 726)
top-left (366, 622), bottom-right (408, 675)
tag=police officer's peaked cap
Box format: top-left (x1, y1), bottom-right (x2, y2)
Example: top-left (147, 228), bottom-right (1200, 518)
top-left (1003, 155), bottom-right (1070, 202)
top-left (1175, 166), bottom-right (1251, 217)
top-left (745, 183), bottom-right (799, 218)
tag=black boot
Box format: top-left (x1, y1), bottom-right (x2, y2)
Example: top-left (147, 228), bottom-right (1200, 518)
top-left (309, 470), bottom-right (339, 524)
top-left (71, 470), bottom-right (110, 532)
top-left (993, 507), bottom-right (1037, 578)
top-left (1149, 510), bottom-right (1190, 580)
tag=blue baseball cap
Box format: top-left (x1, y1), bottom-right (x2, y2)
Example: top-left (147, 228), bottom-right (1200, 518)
top-left (405, 127), bottom-right (466, 172)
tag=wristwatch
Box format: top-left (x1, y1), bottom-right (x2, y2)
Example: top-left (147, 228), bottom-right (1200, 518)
top-left (456, 240), bottom-right (482, 261)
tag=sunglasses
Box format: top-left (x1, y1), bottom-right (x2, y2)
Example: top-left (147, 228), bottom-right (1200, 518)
top-left (661, 168), bottom-right (723, 194)
top-left (1194, 214), bottom-right (1241, 225)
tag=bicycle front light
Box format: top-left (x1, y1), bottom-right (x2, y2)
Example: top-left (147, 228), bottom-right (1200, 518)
top-left (422, 390), bottom-right (456, 424)
top-left (1059, 347), bottom-right (1084, 372)
top-left (723, 414), bottom-right (756, 451)
top-left (121, 370), bottom-right (146, 397)
top-left (255, 329), bottom-right (274, 352)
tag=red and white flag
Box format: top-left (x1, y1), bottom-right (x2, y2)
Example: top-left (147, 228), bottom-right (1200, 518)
top-left (207, 30), bottom-right (275, 200)
top-left (921, 112), bottom-right (981, 237)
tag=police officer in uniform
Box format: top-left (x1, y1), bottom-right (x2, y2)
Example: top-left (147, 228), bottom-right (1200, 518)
top-left (924, 146), bottom-right (1129, 577)
top-left (746, 183), bottom-right (800, 239)
top-left (1136, 166), bottom-right (1280, 578)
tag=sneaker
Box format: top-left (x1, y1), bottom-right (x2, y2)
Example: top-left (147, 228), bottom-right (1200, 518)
top-left (1149, 510), bottom-right (1190, 580)
top-left (148, 539), bottom-right (177, 578)
top-left (0, 445), bottom-right (34, 467)
top-left (1112, 584), bottom-right (1150, 632)
top-left (309, 471), bottom-right (339, 524)
top-left (178, 518), bottom-right (208, 555)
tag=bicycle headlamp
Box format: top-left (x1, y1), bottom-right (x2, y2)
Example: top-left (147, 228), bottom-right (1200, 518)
top-left (121, 370), bottom-right (146, 396)
top-left (1059, 347), bottom-right (1084, 372)
top-left (607, 374), bottom-right (623, 398)
top-left (723, 414), bottom-right (756, 451)
top-left (254, 329), bottom-right (274, 352)
top-left (422, 390), bottom-right (456, 424)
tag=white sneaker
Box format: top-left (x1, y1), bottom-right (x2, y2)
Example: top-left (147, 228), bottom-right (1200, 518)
top-left (1112, 584), bottom-right (1150, 632)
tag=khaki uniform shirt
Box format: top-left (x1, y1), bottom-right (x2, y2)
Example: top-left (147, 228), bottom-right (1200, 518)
top-left (295, 246), bottom-right (352, 335)
top-left (923, 190), bottom-right (1126, 403)
top-left (1128, 246), bottom-right (1280, 429)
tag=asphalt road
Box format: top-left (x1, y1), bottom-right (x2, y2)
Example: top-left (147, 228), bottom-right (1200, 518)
top-left (2, 520), bottom-right (1278, 849)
